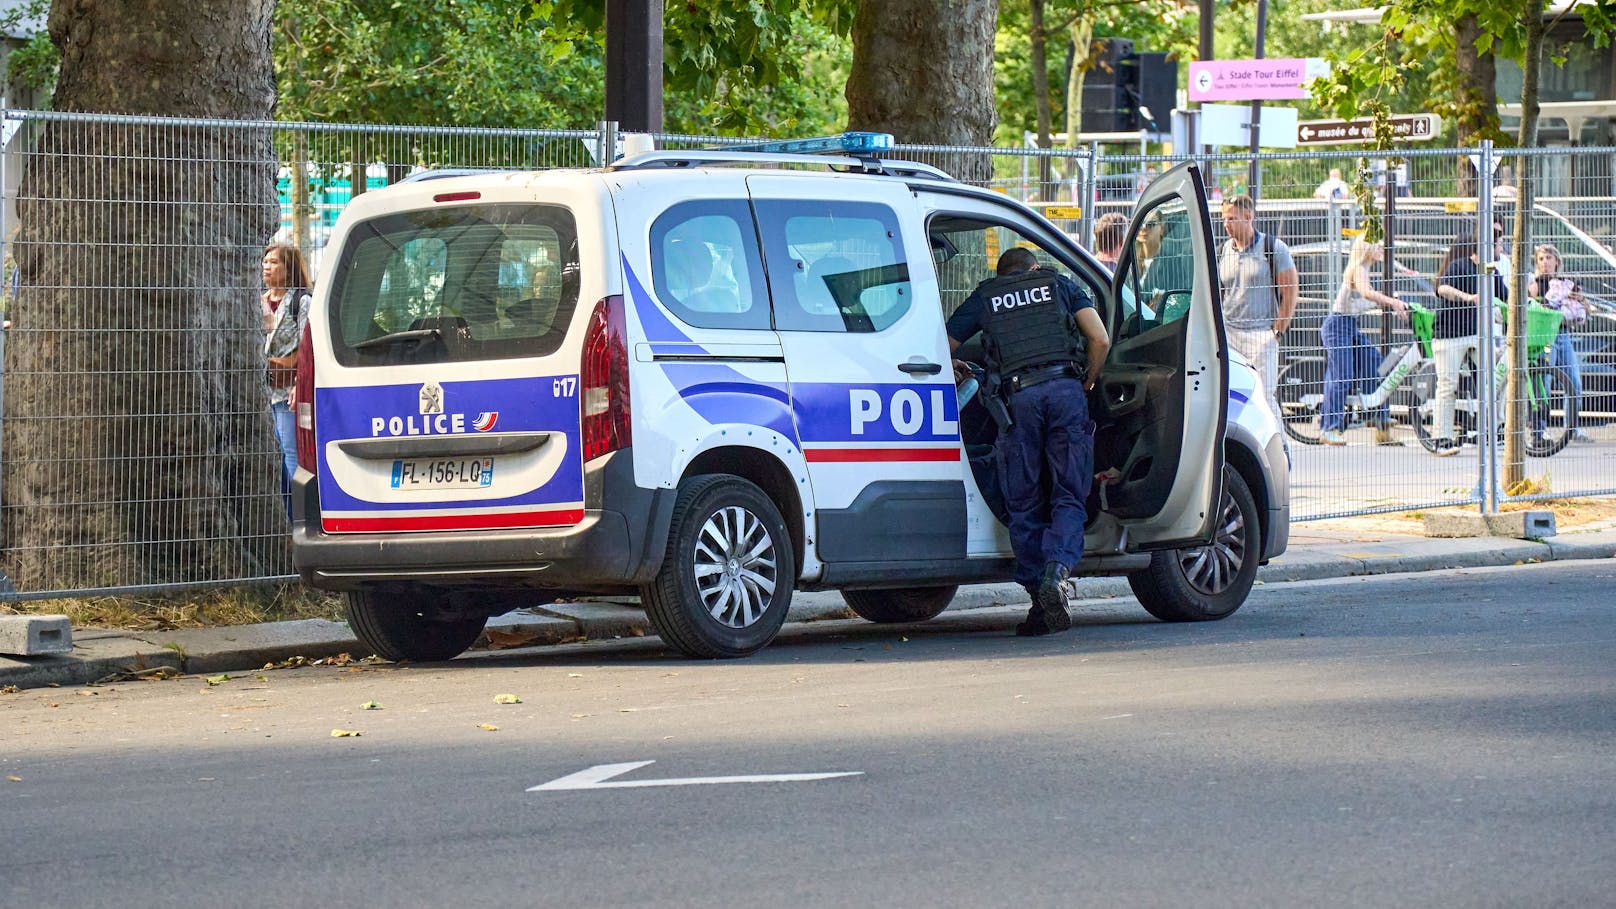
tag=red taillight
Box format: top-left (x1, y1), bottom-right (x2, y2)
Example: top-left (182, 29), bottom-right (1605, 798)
top-left (580, 295), bottom-right (630, 461)
top-left (294, 320), bottom-right (317, 472)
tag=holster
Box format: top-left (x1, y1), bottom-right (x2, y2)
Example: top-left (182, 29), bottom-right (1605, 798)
top-left (982, 372), bottom-right (1013, 432)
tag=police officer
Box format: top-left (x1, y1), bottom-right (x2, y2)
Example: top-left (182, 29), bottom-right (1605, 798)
top-left (947, 247), bottom-right (1110, 636)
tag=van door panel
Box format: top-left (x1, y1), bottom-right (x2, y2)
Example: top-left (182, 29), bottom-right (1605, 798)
top-left (745, 175), bottom-right (969, 566)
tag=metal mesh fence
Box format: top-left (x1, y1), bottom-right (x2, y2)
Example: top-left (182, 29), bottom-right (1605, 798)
top-left (1, 109), bottom-right (1612, 598)
top-left (0, 110), bottom-right (603, 599)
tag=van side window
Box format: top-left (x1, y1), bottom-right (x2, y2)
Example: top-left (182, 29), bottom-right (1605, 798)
top-left (925, 215), bottom-right (1093, 322)
top-left (649, 200), bottom-right (770, 330)
top-left (1117, 198), bottom-right (1194, 339)
top-left (755, 199), bottom-right (912, 333)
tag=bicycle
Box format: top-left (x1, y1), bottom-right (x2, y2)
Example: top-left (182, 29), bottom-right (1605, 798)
top-left (1275, 302), bottom-right (1576, 457)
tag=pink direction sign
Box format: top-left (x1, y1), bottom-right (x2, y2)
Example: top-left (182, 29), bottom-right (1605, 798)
top-left (1188, 58), bottom-right (1329, 102)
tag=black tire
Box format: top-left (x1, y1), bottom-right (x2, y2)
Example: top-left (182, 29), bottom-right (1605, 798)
top-left (1127, 464), bottom-right (1261, 622)
top-left (841, 585), bottom-right (959, 623)
top-left (345, 588), bottom-right (488, 662)
top-left (1525, 364), bottom-right (1576, 458)
top-left (642, 474), bottom-right (794, 659)
top-left (1275, 358), bottom-right (1325, 445)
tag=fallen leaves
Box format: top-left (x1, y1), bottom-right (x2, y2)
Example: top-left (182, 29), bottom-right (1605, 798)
top-left (91, 665), bottom-right (181, 685)
top-left (361, 701), bottom-right (383, 710)
top-left (482, 629), bottom-right (544, 650)
top-left (330, 729), bottom-right (362, 738)
top-left (205, 674), bottom-right (230, 686)
top-left (6, 775), bottom-right (21, 782)
top-left (494, 693), bottom-right (522, 705)
top-left (1, 685), bottom-right (18, 695)
top-left (478, 723), bottom-right (499, 732)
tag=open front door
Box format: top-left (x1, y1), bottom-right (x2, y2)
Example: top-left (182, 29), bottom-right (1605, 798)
top-left (1095, 162), bottom-right (1226, 548)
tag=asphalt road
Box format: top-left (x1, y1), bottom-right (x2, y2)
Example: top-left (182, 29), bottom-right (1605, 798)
top-left (5, 562), bottom-right (1614, 908)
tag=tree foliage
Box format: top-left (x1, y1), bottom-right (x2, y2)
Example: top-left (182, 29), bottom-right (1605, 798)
top-left (525, 0), bottom-right (854, 132)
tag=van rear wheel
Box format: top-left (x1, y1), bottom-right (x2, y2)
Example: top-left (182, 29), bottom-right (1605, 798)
top-left (841, 586), bottom-right (958, 623)
top-left (345, 588), bottom-right (488, 662)
top-left (643, 475), bottom-right (794, 659)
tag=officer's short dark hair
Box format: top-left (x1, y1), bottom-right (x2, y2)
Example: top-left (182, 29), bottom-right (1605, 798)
top-left (996, 246), bottom-right (1039, 275)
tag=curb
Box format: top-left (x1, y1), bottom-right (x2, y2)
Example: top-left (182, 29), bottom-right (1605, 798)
top-left (5, 529), bottom-right (1615, 691)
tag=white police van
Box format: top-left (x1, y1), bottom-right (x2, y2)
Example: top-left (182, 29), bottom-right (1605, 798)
top-left (290, 134), bottom-right (1288, 661)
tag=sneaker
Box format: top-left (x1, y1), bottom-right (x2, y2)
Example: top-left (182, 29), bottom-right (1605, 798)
top-left (1571, 429), bottom-right (1595, 444)
top-left (1374, 426), bottom-right (1404, 447)
top-left (1321, 429), bottom-right (1346, 446)
top-left (1431, 438), bottom-right (1460, 457)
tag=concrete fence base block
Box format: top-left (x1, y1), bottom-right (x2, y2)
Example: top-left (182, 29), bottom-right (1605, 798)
top-left (0, 614), bottom-right (74, 656)
top-left (1423, 510), bottom-right (1557, 539)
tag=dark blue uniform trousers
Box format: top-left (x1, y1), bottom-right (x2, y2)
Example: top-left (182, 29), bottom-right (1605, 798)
top-left (993, 376), bottom-right (1093, 592)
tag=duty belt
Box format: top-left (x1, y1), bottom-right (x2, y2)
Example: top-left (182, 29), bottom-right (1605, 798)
top-left (1004, 362), bottom-right (1080, 393)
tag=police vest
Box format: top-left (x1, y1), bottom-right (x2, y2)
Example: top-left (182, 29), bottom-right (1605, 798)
top-left (978, 269), bottom-right (1083, 377)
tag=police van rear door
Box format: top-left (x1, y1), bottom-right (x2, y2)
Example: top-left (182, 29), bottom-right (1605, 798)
top-left (745, 174), bottom-right (968, 573)
top-left (1100, 162), bottom-right (1226, 548)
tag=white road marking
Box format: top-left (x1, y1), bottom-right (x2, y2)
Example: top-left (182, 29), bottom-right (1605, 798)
top-left (527, 760), bottom-right (863, 792)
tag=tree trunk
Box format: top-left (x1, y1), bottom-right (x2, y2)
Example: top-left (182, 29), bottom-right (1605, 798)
top-left (2, 0), bottom-right (283, 591)
top-left (1062, 17), bottom-right (1094, 152)
top-left (1501, 4), bottom-right (1546, 491)
top-left (846, 0), bottom-right (999, 184)
top-left (1454, 14), bottom-right (1498, 195)
top-left (1029, 0), bottom-right (1054, 196)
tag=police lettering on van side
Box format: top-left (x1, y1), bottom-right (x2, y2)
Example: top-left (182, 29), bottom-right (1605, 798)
top-left (849, 388), bottom-right (959, 437)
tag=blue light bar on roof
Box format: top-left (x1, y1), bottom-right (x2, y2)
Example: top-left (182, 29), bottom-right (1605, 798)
top-left (717, 132), bottom-right (895, 155)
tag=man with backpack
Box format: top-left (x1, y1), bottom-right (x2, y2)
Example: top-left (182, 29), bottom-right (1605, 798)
top-left (1219, 194), bottom-right (1298, 422)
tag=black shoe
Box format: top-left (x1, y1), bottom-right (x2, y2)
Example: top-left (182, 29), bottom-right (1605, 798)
top-left (1035, 562), bottom-right (1073, 633)
top-left (1015, 607), bottom-right (1055, 636)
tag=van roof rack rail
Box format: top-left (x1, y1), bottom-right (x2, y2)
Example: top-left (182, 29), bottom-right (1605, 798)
top-left (400, 167), bottom-right (521, 183)
top-left (608, 131), bottom-right (954, 181)
top-left (608, 150), bottom-right (955, 182)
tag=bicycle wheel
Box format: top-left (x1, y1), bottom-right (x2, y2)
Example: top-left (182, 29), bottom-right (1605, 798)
top-left (1525, 363), bottom-right (1576, 458)
top-left (1407, 360), bottom-right (1440, 452)
top-left (1275, 359), bottom-right (1325, 445)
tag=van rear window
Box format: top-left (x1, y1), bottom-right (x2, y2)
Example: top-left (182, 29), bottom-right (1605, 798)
top-left (328, 203), bottom-right (580, 366)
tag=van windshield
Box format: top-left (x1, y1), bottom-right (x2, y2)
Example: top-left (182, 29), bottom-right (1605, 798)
top-left (328, 203), bottom-right (580, 366)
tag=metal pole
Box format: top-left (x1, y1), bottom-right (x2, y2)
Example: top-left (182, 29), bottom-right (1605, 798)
top-left (1083, 141), bottom-right (1099, 230)
top-left (1382, 163), bottom-right (1398, 359)
top-left (1247, 0), bottom-right (1268, 202)
top-left (1326, 198), bottom-right (1343, 304)
top-left (1078, 146), bottom-right (1096, 249)
top-left (597, 120), bottom-right (619, 166)
top-left (1475, 140), bottom-right (1500, 513)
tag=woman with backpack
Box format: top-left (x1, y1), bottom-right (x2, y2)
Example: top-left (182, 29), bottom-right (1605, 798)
top-left (261, 243), bottom-right (313, 499)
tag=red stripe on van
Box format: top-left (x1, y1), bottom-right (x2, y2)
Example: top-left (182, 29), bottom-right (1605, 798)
top-left (804, 447), bottom-right (961, 463)
top-left (322, 508), bottom-right (585, 533)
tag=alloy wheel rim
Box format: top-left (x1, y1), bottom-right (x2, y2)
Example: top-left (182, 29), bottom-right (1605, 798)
top-left (1179, 492), bottom-right (1246, 596)
top-left (692, 505), bottom-right (778, 628)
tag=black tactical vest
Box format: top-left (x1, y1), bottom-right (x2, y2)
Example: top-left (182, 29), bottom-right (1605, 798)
top-left (978, 269), bottom-right (1082, 376)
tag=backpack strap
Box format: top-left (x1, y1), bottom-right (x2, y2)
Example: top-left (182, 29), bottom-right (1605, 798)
top-left (1263, 231), bottom-right (1276, 292)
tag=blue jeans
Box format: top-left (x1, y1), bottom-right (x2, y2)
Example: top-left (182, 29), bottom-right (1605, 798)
top-left (1534, 329), bottom-right (1583, 432)
top-left (993, 376), bottom-right (1094, 591)
top-left (270, 400), bottom-right (297, 495)
top-left (1321, 313), bottom-right (1387, 432)
top-left (1550, 329), bottom-right (1583, 409)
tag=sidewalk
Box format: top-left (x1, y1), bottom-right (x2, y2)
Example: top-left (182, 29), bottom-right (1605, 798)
top-left (5, 522), bottom-right (1616, 691)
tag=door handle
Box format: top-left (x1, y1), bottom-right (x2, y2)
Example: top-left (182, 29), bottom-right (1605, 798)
top-left (898, 361), bottom-right (943, 375)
